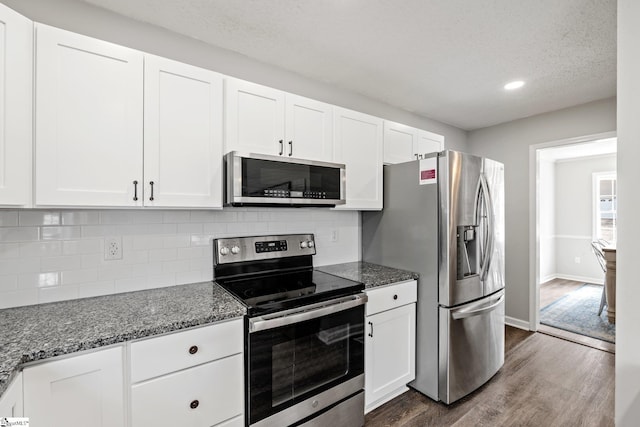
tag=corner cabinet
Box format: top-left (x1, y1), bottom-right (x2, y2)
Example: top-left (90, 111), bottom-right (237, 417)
top-left (0, 4), bottom-right (33, 207)
top-left (34, 24), bottom-right (224, 208)
top-left (364, 280), bottom-right (417, 413)
top-left (225, 78), bottom-right (333, 162)
top-left (333, 107), bottom-right (384, 210)
top-left (383, 120), bottom-right (444, 165)
top-left (23, 346), bottom-right (125, 427)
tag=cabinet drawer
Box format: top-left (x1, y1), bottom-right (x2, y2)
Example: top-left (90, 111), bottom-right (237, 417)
top-left (365, 280), bottom-right (417, 316)
top-left (130, 318), bottom-right (242, 382)
top-left (131, 354), bottom-right (243, 427)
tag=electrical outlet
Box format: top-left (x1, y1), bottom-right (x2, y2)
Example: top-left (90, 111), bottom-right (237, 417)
top-left (331, 230), bottom-right (339, 242)
top-left (574, 256), bottom-right (581, 264)
top-left (105, 237), bottom-right (123, 260)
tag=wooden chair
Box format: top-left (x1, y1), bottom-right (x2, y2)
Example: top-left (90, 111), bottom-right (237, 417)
top-left (591, 239), bottom-right (609, 316)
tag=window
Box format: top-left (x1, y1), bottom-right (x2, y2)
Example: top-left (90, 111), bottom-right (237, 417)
top-left (593, 172), bottom-right (617, 242)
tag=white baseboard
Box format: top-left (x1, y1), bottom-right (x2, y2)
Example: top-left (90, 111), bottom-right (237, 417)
top-left (505, 316), bottom-right (530, 331)
top-left (540, 274), bottom-right (556, 284)
top-left (554, 273), bottom-right (603, 285)
top-left (365, 386), bottom-right (409, 414)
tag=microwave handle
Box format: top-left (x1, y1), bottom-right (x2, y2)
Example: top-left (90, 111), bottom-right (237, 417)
top-left (249, 293), bottom-right (368, 333)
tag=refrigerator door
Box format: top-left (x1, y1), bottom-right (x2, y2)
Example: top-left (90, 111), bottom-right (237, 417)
top-left (481, 158), bottom-right (505, 296)
top-left (439, 151), bottom-right (484, 306)
top-left (438, 289), bottom-right (505, 404)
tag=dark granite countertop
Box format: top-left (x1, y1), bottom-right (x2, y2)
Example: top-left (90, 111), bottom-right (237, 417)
top-left (0, 282), bottom-right (245, 398)
top-left (317, 261), bottom-right (419, 289)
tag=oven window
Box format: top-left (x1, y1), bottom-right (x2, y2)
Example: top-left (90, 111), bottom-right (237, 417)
top-left (241, 158), bottom-right (341, 199)
top-left (248, 305), bottom-right (364, 424)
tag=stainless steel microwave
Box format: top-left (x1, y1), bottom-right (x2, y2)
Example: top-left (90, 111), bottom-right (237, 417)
top-left (225, 151), bottom-right (346, 207)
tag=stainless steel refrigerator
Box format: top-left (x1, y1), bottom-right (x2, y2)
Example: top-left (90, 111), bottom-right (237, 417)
top-left (362, 150), bottom-right (505, 404)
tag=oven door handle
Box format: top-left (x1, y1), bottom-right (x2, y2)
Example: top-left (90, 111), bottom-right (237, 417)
top-left (249, 293), bottom-right (368, 333)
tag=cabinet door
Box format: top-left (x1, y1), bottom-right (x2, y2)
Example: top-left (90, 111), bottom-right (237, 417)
top-left (0, 372), bottom-right (23, 417)
top-left (333, 107), bottom-right (383, 210)
top-left (224, 78), bottom-right (285, 155)
top-left (416, 130), bottom-right (444, 157)
top-left (365, 303), bottom-right (416, 411)
top-left (144, 55), bottom-right (224, 208)
top-left (285, 94), bottom-right (333, 161)
top-left (23, 347), bottom-right (125, 427)
top-left (131, 354), bottom-right (243, 427)
top-left (0, 4), bottom-right (32, 207)
top-left (383, 121), bottom-right (418, 164)
top-left (35, 24), bottom-right (143, 207)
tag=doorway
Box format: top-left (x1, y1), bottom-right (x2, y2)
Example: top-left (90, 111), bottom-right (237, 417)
top-left (529, 133), bottom-right (616, 352)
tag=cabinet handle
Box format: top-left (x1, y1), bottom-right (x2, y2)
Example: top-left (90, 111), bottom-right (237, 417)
top-left (133, 180), bottom-right (138, 201)
top-left (188, 345), bottom-right (198, 355)
top-left (190, 399), bottom-right (199, 409)
top-left (415, 154), bottom-right (419, 160)
top-left (418, 154), bottom-right (423, 159)
top-left (368, 321), bottom-right (374, 338)
top-left (149, 181), bottom-right (155, 201)
top-left (279, 140), bottom-right (284, 155)
top-left (393, 294), bottom-right (398, 300)
top-left (288, 140), bottom-right (293, 157)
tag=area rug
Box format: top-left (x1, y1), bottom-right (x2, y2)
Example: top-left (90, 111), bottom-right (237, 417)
top-left (540, 284), bottom-right (616, 343)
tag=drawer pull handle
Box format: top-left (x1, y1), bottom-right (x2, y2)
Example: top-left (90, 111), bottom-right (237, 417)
top-left (393, 294), bottom-right (398, 300)
top-left (189, 345), bottom-right (198, 355)
top-left (368, 321), bottom-right (373, 338)
top-left (190, 399), bottom-right (199, 409)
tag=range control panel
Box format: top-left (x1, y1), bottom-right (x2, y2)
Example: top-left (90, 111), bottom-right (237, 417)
top-left (214, 234), bottom-right (316, 265)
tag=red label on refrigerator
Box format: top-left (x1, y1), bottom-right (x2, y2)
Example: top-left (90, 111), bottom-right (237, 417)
top-left (421, 169), bottom-right (436, 180)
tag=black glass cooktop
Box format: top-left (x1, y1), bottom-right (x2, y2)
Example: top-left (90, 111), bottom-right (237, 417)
top-left (217, 268), bottom-right (364, 316)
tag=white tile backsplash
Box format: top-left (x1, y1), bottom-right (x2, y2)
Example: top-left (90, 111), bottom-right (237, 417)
top-left (0, 208), bottom-right (360, 309)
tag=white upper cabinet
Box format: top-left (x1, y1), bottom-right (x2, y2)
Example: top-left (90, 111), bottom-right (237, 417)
top-left (284, 93), bottom-right (333, 162)
top-left (225, 79), bottom-right (333, 162)
top-left (383, 120), bottom-right (444, 164)
top-left (416, 129), bottom-right (444, 157)
top-left (35, 24), bottom-right (144, 207)
top-left (333, 107), bottom-right (383, 210)
top-left (0, 4), bottom-right (32, 207)
top-left (144, 55), bottom-right (224, 208)
top-left (224, 78), bottom-right (285, 155)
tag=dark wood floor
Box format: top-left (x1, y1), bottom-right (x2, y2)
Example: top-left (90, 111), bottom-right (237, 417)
top-left (365, 326), bottom-right (614, 427)
top-left (539, 278), bottom-right (615, 353)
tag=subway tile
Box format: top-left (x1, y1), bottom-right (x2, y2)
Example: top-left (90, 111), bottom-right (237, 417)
top-left (0, 275), bottom-right (18, 292)
top-left (203, 222), bottom-right (228, 234)
top-left (163, 211), bottom-right (191, 223)
top-left (0, 227), bottom-right (39, 242)
top-left (41, 256), bottom-right (83, 272)
top-left (38, 286), bottom-right (79, 304)
top-left (190, 235), bottom-right (214, 246)
top-left (114, 277), bottom-right (148, 293)
top-left (63, 239), bottom-right (102, 255)
top-left (98, 265), bottom-right (132, 281)
top-left (0, 289), bottom-right (38, 309)
top-left (81, 254), bottom-right (103, 269)
top-left (78, 281), bottom-right (115, 298)
top-left (0, 258), bottom-right (40, 275)
top-left (61, 211), bottom-right (100, 225)
top-left (61, 269), bottom-right (98, 285)
top-left (133, 235), bottom-right (165, 250)
top-left (149, 248), bottom-right (177, 262)
top-left (146, 223), bottom-right (177, 235)
top-left (146, 274), bottom-right (176, 288)
top-left (41, 226), bottom-right (81, 240)
top-left (80, 225), bottom-right (118, 237)
top-left (162, 259), bottom-right (190, 274)
top-left (0, 211), bottom-right (18, 226)
top-left (123, 250), bottom-right (149, 265)
top-left (100, 210), bottom-right (135, 225)
top-left (177, 223), bottom-right (203, 234)
top-left (20, 241), bottom-right (62, 257)
top-left (176, 270), bottom-right (203, 285)
top-left (19, 211), bottom-right (61, 226)
top-left (132, 211), bottom-right (164, 224)
top-left (190, 211), bottom-right (216, 223)
top-left (177, 247), bottom-right (204, 259)
top-left (163, 235), bottom-right (190, 248)
top-left (0, 243), bottom-right (20, 259)
top-left (19, 272), bottom-right (61, 288)
top-left (215, 211), bottom-right (238, 222)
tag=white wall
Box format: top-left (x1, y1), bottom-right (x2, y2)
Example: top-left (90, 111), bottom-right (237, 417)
top-left (616, 0), bottom-right (640, 424)
top-left (539, 158), bottom-right (556, 282)
top-left (2, 0), bottom-right (468, 152)
top-left (0, 208), bottom-right (359, 309)
top-left (553, 155), bottom-right (616, 283)
top-left (467, 97), bottom-right (616, 323)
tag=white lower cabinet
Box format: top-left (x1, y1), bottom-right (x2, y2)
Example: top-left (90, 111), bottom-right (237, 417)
top-left (23, 346), bottom-right (125, 427)
top-left (0, 372), bottom-right (23, 417)
top-left (129, 319), bottom-right (244, 427)
top-left (365, 280), bottom-right (417, 413)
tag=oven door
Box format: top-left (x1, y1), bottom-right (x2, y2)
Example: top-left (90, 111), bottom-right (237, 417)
top-left (247, 294), bottom-right (367, 427)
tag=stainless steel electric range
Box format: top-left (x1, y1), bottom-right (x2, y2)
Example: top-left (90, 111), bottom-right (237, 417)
top-left (213, 234), bottom-right (366, 427)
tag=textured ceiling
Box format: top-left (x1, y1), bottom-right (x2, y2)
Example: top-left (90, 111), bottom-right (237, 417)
top-left (81, 0), bottom-right (617, 131)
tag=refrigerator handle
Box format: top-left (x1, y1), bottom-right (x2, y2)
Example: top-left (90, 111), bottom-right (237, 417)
top-left (479, 173), bottom-right (495, 282)
top-left (451, 294), bottom-right (504, 320)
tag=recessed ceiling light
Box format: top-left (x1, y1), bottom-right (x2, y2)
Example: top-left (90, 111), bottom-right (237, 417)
top-left (504, 80), bottom-right (525, 90)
